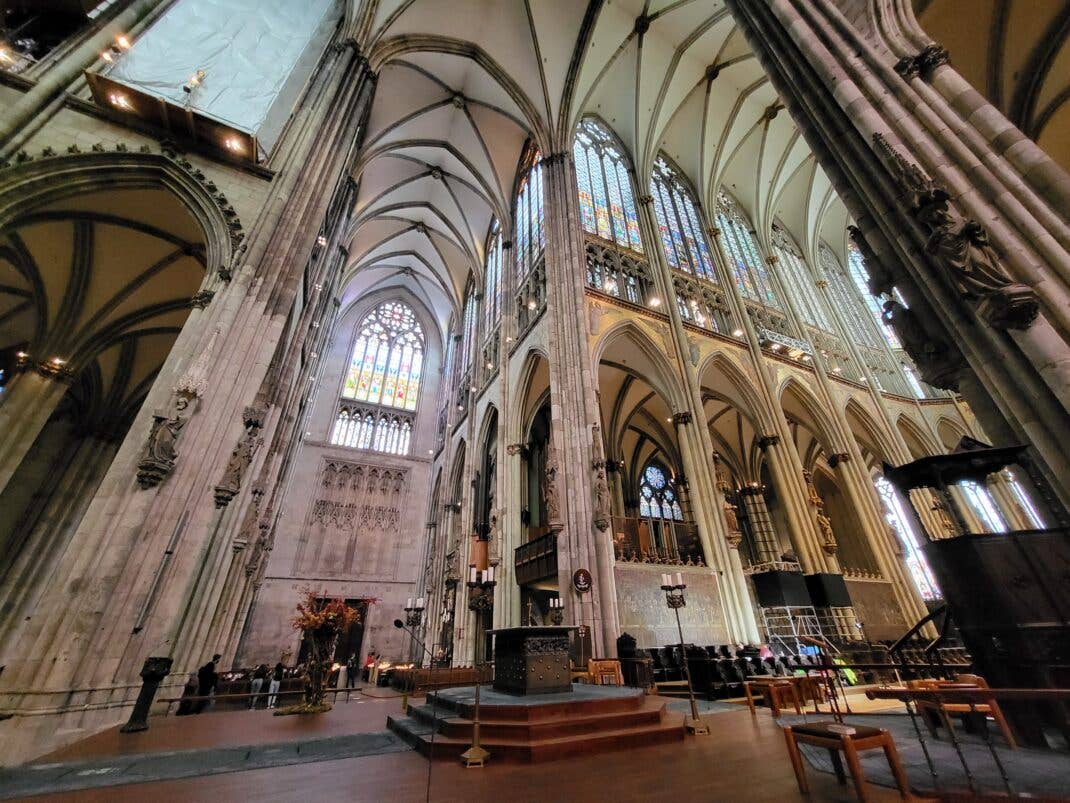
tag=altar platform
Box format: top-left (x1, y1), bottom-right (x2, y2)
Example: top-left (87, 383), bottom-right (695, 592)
top-left (387, 684), bottom-right (685, 763)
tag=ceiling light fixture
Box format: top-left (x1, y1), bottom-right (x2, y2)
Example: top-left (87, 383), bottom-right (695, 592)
top-left (648, 296), bottom-right (662, 308)
top-left (116, 35), bottom-right (132, 50)
top-left (732, 328), bottom-right (744, 338)
top-left (108, 93), bottom-right (131, 109)
top-left (224, 136), bottom-right (244, 154)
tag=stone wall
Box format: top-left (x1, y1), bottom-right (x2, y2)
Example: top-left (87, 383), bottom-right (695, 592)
top-left (613, 564), bottom-right (729, 649)
top-left (846, 579), bottom-right (908, 641)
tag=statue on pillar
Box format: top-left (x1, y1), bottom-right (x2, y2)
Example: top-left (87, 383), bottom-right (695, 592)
top-left (136, 396), bottom-right (190, 489)
top-left (544, 440), bottom-right (561, 527)
top-left (816, 511), bottom-right (838, 555)
top-left (592, 464), bottom-right (611, 531)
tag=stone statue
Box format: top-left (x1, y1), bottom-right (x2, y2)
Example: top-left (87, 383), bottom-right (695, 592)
top-left (817, 512), bottom-right (837, 555)
top-left (722, 499), bottom-right (742, 548)
top-left (487, 512), bottom-right (501, 567)
top-left (213, 405), bottom-right (266, 508)
top-left (592, 465), bottom-right (611, 531)
top-left (136, 397), bottom-right (189, 489)
top-left (873, 132), bottom-right (1038, 330)
top-left (544, 445), bottom-right (561, 525)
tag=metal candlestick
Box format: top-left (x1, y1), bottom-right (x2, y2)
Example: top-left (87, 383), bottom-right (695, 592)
top-left (462, 567), bottom-right (496, 768)
top-left (661, 574), bottom-right (709, 736)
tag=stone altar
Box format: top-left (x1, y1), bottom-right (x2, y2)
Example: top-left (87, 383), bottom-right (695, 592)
top-left (488, 626), bottom-right (574, 695)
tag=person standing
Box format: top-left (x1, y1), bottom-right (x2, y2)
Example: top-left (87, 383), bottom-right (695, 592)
top-left (195, 654), bottom-right (221, 714)
top-left (345, 654), bottom-right (359, 689)
top-left (249, 663), bottom-right (268, 708)
top-left (267, 662), bottom-right (284, 709)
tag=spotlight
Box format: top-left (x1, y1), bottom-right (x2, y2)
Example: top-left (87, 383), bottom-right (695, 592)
top-left (116, 35), bottom-right (132, 50)
top-left (648, 296), bottom-right (662, 308)
top-left (527, 298), bottom-right (537, 310)
top-left (732, 328), bottom-right (744, 338)
top-left (224, 137), bottom-right (244, 154)
top-left (0, 49), bottom-right (11, 64)
top-left (50, 357), bottom-right (66, 365)
top-left (485, 361), bottom-right (494, 370)
top-left (316, 235), bottom-right (328, 247)
top-left (182, 69), bottom-right (206, 94)
top-left (108, 93), bottom-right (131, 109)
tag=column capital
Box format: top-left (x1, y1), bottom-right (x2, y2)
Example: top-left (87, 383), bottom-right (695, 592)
top-left (827, 452), bottom-right (850, 468)
top-left (672, 411), bottom-right (693, 426)
top-left (757, 434), bottom-right (780, 450)
top-left (637, 194), bottom-right (654, 206)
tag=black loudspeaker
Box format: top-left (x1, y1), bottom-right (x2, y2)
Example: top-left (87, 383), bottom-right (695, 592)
top-left (805, 573), bottom-right (852, 608)
top-left (751, 570), bottom-right (811, 607)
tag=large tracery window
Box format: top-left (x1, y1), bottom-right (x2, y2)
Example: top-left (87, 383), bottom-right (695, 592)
top-left (332, 300), bottom-right (424, 455)
top-left (772, 223), bottom-right (832, 330)
top-left (459, 284), bottom-right (478, 376)
top-left (818, 243), bottom-right (881, 349)
top-left (342, 301), bottom-right (424, 411)
top-left (574, 118), bottom-right (643, 253)
top-left (484, 222), bottom-right (503, 330)
top-left (650, 155), bottom-right (716, 281)
top-left (638, 462), bottom-right (684, 521)
top-left (715, 191), bottom-right (779, 307)
top-left (847, 242), bottom-right (902, 349)
top-left (515, 158), bottom-right (545, 282)
top-left (876, 476), bottom-right (940, 601)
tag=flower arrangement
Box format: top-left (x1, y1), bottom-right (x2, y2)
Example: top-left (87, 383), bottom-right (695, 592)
top-left (274, 589), bottom-right (363, 716)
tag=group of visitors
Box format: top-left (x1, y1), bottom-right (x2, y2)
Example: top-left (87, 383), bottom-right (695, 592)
top-left (176, 654), bottom-right (286, 715)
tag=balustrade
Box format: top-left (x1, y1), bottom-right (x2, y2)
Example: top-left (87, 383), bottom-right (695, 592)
top-left (610, 515), bottom-right (705, 566)
top-left (584, 238), bottom-right (656, 306)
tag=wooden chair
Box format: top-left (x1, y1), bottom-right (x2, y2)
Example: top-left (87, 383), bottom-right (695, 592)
top-left (783, 721), bottom-right (911, 801)
top-left (744, 678), bottom-right (802, 717)
top-left (911, 674), bottom-right (1017, 749)
top-left (588, 659), bottom-right (624, 686)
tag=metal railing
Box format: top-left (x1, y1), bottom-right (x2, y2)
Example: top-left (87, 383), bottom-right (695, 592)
top-left (611, 515), bottom-right (704, 565)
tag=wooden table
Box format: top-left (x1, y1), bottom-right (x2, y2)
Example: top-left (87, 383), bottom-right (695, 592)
top-left (746, 675), bottom-right (828, 714)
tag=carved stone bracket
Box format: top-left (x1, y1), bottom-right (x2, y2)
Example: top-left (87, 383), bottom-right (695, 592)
top-left (895, 43), bottom-right (951, 81)
top-left (672, 411), bottom-right (693, 426)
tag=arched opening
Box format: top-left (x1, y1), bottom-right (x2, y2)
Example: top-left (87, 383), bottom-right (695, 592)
top-left (0, 180), bottom-right (211, 626)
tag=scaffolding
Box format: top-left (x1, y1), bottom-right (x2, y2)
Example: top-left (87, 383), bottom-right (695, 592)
top-left (760, 605), bottom-right (837, 655)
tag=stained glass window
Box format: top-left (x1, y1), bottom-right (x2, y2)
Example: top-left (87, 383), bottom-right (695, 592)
top-left (459, 285), bottom-right (478, 375)
top-left (573, 119), bottom-right (643, 253)
top-left (847, 242), bottom-right (902, 349)
top-left (818, 243), bottom-right (881, 349)
top-left (715, 191), bottom-right (778, 307)
top-left (876, 476), bottom-right (940, 601)
top-left (515, 156), bottom-right (545, 281)
top-left (342, 300), bottom-right (424, 411)
top-left (484, 221), bottom-right (503, 330)
top-left (638, 462), bottom-right (684, 521)
top-left (650, 155), bottom-right (717, 282)
top-left (772, 223), bottom-right (832, 330)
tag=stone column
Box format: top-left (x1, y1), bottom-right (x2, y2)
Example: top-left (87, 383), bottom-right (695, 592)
top-left (633, 193), bottom-right (758, 641)
top-left (0, 45), bottom-right (375, 760)
top-left (725, 0), bottom-right (1070, 509)
top-left (540, 153), bottom-right (617, 657)
top-left (0, 368), bottom-right (71, 498)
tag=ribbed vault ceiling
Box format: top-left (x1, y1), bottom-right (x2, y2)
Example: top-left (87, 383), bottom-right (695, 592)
top-left (343, 0), bottom-right (852, 341)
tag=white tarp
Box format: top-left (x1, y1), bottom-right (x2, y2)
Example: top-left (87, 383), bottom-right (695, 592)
top-left (105, 0), bottom-right (338, 153)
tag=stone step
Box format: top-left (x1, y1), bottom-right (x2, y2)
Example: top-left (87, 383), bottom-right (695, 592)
top-left (406, 698), bottom-right (667, 740)
top-left (429, 685), bottom-right (646, 722)
top-left (387, 710), bottom-right (686, 763)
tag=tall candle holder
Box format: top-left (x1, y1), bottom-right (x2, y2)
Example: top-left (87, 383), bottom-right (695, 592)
top-left (463, 566), bottom-right (496, 768)
top-left (661, 572), bottom-right (709, 735)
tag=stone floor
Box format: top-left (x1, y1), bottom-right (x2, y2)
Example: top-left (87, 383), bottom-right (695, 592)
top-left (3, 687), bottom-right (908, 802)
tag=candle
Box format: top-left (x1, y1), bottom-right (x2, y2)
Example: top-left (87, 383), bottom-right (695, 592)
top-left (407, 597), bottom-right (413, 609)
top-left (661, 573), bottom-right (670, 587)
top-left (674, 572), bottom-right (683, 587)
top-left (469, 566), bottom-right (477, 584)
top-left (417, 597), bottom-right (424, 609)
